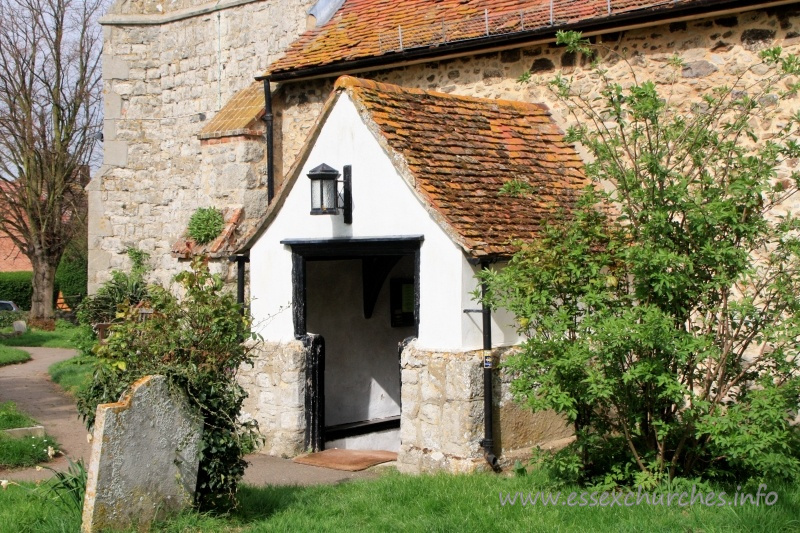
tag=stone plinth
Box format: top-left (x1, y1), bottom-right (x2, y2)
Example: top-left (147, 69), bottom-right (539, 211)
top-left (396, 341), bottom-right (572, 474)
top-left (238, 339), bottom-right (307, 457)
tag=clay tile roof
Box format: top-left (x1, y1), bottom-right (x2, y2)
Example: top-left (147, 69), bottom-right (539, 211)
top-left (265, 0), bottom-right (708, 78)
top-left (338, 76), bottom-right (588, 256)
top-left (199, 83), bottom-right (264, 139)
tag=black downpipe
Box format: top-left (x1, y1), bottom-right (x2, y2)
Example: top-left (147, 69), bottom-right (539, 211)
top-left (229, 254), bottom-right (250, 316)
top-left (262, 77), bottom-right (275, 203)
top-left (480, 261), bottom-right (500, 472)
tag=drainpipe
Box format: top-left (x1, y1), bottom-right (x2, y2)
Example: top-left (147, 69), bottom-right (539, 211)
top-left (229, 254), bottom-right (250, 315)
top-left (480, 260), bottom-right (500, 472)
top-left (261, 77), bottom-right (275, 203)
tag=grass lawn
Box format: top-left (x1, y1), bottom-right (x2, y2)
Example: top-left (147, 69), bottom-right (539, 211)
top-left (3, 469), bottom-right (797, 532)
top-left (0, 433), bottom-right (58, 469)
top-left (0, 345), bottom-right (30, 366)
top-left (0, 322), bottom-right (78, 349)
top-left (0, 403), bottom-right (58, 469)
top-left (0, 478), bottom-right (81, 532)
top-left (48, 356), bottom-right (94, 396)
top-left (0, 402), bottom-right (37, 431)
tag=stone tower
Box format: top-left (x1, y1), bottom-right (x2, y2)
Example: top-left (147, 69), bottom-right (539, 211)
top-left (90, 0), bottom-right (315, 289)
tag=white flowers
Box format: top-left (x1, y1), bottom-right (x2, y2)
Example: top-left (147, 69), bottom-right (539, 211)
top-left (1, 480), bottom-right (22, 491)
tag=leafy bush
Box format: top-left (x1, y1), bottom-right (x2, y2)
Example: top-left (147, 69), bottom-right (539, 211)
top-left (0, 271), bottom-right (33, 311)
top-left (74, 249), bottom-right (150, 357)
top-left (484, 33), bottom-right (800, 486)
top-left (76, 270), bottom-right (148, 326)
top-left (76, 248), bottom-right (150, 353)
top-left (77, 257), bottom-right (260, 510)
top-left (0, 310), bottom-right (27, 328)
top-left (55, 253), bottom-right (87, 310)
top-left (187, 207), bottom-right (224, 245)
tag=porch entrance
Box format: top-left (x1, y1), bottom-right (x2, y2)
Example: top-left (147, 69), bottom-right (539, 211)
top-left (284, 237), bottom-right (421, 452)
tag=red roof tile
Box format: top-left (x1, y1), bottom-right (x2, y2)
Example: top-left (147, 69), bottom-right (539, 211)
top-left (337, 76), bottom-right (588, 256)
top-left (242, 76), bottom-right (589, 256)
top-left (266, 0), bottom-right (709, 77)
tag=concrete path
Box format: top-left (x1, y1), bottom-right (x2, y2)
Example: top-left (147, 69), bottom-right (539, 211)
top-left (0, 347), bottom-right (380, 486)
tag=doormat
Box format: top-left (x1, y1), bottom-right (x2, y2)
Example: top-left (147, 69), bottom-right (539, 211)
top-left (293, 449), bottom-right (397, 471)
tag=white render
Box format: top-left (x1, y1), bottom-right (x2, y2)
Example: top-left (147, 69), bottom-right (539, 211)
top-left (250, 92), bottom-right (521, 352)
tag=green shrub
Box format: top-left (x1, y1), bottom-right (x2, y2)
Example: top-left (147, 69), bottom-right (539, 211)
top-left (0, 271), bottom-right (33, 311)
top-left (484, 34), bottom-right (800, 486)
top-left (55, 253), bottom-right (87, 310)
top-left (76, 270), bottom-right (148, 327)
top-left (187, 207), bottom-right (224, 245)
top-left (77, 257), bottom-right (260, 510)
top-left (0, 310), bottom-right (27, 328)
top-left (77, 248), bottom-right (150, 327)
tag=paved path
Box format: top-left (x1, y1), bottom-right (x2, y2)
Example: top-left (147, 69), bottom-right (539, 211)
top-left (0, 347), bottom-right (380, 485)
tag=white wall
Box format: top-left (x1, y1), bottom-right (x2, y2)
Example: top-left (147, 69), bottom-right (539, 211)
top-left (461, 260), bottom-right (524, 350)
top-left (250, 92), bottom-right (520, 351)
top-left (307, 258), bottom-right (415, 425)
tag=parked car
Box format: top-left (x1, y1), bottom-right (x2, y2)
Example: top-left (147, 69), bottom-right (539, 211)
top-left (0, 300), bottom-right (20, 311)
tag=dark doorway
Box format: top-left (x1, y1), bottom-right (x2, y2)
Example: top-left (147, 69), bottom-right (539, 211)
top-left (283, 237), bottom-right (421, 451)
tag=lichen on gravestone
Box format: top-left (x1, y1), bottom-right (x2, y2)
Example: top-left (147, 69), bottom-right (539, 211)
top-left (81, 375), bottom-right (203, 532)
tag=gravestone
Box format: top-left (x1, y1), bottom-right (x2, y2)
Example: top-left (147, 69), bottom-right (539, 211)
top-left (81, 375), bottom-right (203, 532)
top-left (12, 320), bottom-right (26, 334)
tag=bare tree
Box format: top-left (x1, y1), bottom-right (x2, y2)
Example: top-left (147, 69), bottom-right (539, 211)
top-left (0, 0), bottom-right (103, 320)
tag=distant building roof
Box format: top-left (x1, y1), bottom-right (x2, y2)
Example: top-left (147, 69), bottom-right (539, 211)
top-left (243, 76), bottom-right (589, 257)
top-left (264, 0), bottom-right (776, 80)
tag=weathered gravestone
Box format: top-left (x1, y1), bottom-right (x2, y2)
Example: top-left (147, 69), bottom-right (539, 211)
top-left (81, 375), bottom-right (203, 532)
top-left (12, 320), bottom-right (26, 334)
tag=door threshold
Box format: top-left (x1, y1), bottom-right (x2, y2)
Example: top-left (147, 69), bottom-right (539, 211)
top-left (325, 415), bottom-right (400, 441)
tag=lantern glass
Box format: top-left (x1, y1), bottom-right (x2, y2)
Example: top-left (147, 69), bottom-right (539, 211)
top-left (308, 163), bottom-right (341, 215)
top-left (321, 178), bottom-right (337, 211)
top-left (311, 179), bottom-right (322, 211)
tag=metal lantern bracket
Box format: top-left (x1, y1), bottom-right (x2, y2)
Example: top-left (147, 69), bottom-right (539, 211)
top-left (342, 165), bottom-right (352, 225)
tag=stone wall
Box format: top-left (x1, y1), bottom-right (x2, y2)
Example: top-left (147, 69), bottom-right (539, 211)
top-left (238, 339), bottom-right (307, 457)
top-left (397, 341), bottom-right (485, 473)
top-left (90, 0), bottom-right (313, 290)
top-left (493, 351), bottom-right (573, 460)
top-left (397, 341), bottom-right (571, 474)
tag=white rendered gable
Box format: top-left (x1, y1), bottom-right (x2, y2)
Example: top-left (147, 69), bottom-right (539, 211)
top-left (251, 93), bottom-right (472, 350)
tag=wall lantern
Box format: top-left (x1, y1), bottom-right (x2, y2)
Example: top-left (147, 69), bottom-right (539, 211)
top-left (307, 163), bottom-right (352, 224)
